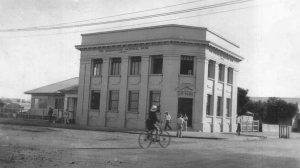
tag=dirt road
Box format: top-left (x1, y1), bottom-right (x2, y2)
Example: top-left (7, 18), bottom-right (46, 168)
top-left (0, 124), bottom-right (299, 168)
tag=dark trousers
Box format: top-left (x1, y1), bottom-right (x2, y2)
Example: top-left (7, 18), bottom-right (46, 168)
top-left (164, 120), bottom-right (172, 130)
top-left (48, 115), bottom-right (52, 123)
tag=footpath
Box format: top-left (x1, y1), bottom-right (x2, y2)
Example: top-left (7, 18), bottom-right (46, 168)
top-left (1, 118), bottom-right (299, 141)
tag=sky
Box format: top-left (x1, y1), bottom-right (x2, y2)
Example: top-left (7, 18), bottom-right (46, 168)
top-left (0, 0), bottom-right (299, 99)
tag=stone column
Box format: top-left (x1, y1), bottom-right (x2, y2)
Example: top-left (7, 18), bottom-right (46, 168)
top-left (118, 57), bottom-right (129, 128)
top-left (99, 58), bottom-right (109, 127)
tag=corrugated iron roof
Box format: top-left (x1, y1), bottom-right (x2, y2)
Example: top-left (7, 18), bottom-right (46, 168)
top-left (25, 77), bottom-right (78, 94)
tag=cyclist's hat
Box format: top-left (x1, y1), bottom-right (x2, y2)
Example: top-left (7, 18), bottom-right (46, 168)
top-left (150, 105), bottom-right (157, 112)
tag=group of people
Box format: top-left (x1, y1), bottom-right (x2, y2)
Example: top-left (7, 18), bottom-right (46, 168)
top-left (146, 105), bottom-right (189, 139)
top-left (48, 107), bottom-right (72, 125)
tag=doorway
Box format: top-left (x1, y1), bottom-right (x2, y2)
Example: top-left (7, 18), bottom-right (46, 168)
top-left (178, 98), bottom-right (193, 127)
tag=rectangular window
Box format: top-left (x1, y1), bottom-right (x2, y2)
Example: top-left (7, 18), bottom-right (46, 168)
top-left (128, 91), bottom-right (139, 112)
top-left (208, 60), bottom-right (215, 79)
top-left (149, 91), bottom-right (161, 108)
top-left (110, 58), bottom-right (121, 75)
top-left (206, 94), bottom-right (212, 115)
top-left (109, 90), bottom-right (119, 111)
top-left (92, 59), bottom-right (103, 77)
top-left (227, 67), bottom-right (233, 84)
top-left (33, 98), bottom-right (39, 108)
top-left (55, 98), bottom-right (64, 109)
top-left (218, 64), bottom-right (225, 82)
top-left (226, 98), bottom-right (232, 117)
top-left (180, 56), bottom-right (194, 75)
top-left (90, 90), bottom-right (100, 110)
top-left (38, 98), bottom-right (47, 109)
top-left (217, 96), bottom-right (223, 116)
top-left (130, 56), bottom-right (141, 75)
top-left (151, 55), bottom-right (163, 74)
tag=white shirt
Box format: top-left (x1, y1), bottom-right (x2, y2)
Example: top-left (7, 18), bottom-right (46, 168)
top-left (177, 117), bottom-right (184, 124)
top-left (236, 116), bottom-right (242, 124)
top-left (166, 114), bottom-right (171, 121)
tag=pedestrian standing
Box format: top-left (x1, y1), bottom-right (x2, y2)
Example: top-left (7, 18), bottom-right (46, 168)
top-left (176, 114), bottom-right (184, 138)
top-left (48, 107), bottom-right (53, 123)
top-left (183, 114), bottom-right (188, 132)
top-left (164, 111), bottom-right (172, 131)
top-left (236, 115), bottom-right (242, 136)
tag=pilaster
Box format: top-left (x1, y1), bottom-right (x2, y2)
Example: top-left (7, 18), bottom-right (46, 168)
top-left (222, 65), bottom-right (228, 132)
top-left (100, 58), bottom-right (109, 127)
top-left (212, 62), bottom-right (219, 132)
top-left (119, 57), bottom-right (129, 128)
top-left (139, 56), bottom-right (150, 128)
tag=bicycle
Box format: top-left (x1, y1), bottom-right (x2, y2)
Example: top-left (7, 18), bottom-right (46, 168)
top-left (138, 129), bottom-right (171, 148)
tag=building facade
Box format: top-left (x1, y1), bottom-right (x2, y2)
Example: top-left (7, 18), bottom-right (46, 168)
top-left (25, 78), bottom-right (78, 120)
top-left (75, 25), bottom-right (243, 132)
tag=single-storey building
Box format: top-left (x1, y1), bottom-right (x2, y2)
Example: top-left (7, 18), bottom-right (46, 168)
top-left (74, 24), bottom-right (244, 132)
top-left (25, 77), bottom-right (78, 120)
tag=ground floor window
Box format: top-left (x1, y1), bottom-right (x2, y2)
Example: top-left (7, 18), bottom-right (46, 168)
top-left (217, 96), bottom-right (223, 116)
top-left (149, 91), bottom-right (161, 108)
top-left (226, 98), bottom-right (232, 117)
top-left (128, 91), bottom-right (139, 112)
top-left (90, 90), bottom-right (100, 110)
top-left (55, 98), bottom-right (64, 109)
top-left (38, 98), bottom-right (47, 109)
top-left (109, 90), bottom-right (119, 111)
top-left (206, 94), bottom-right (213, 115)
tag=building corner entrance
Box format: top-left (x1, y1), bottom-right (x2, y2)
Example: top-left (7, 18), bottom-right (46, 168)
top-left (178, 98), bottom-right (193, 127)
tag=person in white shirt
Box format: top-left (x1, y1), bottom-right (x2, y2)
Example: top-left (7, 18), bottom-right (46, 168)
top-left (176, 114), bottom-right (184, 138)
top-left (164, 111), bottom-right (172, 131)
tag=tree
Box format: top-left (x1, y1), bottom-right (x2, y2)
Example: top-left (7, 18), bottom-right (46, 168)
top-left (264, 97), bottom-right (298, 124)
top-left (237, 87), bottom-right (250, 115)
top-left (245, 100), bottom-right (265, 121)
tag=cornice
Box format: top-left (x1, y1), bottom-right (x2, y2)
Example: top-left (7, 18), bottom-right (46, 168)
top-left (75, 38), bottom-right (243, 61)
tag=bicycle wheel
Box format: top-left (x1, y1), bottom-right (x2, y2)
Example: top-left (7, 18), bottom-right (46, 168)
top-left (159, 131), bottom-right (171, 148)
top-left (138, 131), bottom-right (153, 148)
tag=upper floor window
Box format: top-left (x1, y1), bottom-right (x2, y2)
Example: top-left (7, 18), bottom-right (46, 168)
top-left (180, 56), bottom-right (194, 75)
top-left (130, 56), bottom-right (141, 75)
top-left (90, 90), bottom-right (100, 110)
top-left (218, 64), bottom-right (225, 82)
top-left (150, 55), bottom-right (163, 74)
top-left (92, 59), bottom-right (102, 77)
top-left (109, 90), bottom-right (119, 111)
top-left (110, 58), bottom-right (121, 75)
top-left (208, 60), bottom-right (215, 79)
top-left (128, 91), bottom-right (139, 112)
top-left (227, 67), bottom-right (233, 84)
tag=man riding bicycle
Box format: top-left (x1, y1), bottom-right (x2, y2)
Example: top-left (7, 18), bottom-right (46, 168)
top-left (146, 105), bottom-right (161, 141)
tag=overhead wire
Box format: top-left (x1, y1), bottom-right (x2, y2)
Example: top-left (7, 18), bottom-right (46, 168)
top-left (0, 4), bottom-right (263, 38)
top-left (0, 0), bottom-right (254, 32)
top-left (34, 0), bottom-right (209, 28)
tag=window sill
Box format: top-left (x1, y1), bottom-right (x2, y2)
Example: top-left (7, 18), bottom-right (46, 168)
top-left (179, 74), bottom-right (195, 77)
top-left (90, 109), bottom-right (100, 111)
top-left (207, 77), bottom-right (215, 81)
top-left (227, 83), bottom-right (233, 86)
top-left (126, 111), bottom-right (139, 114)
top-left (149, 74), bottom-right (163, 76)
top-left (128, 74), bottom-right (141, 77)
top-left (218, 81), bottom-right (225, 84)
top-left (206, 115), bottom-right (213, 118)
top-left (92, 75), bottom-right (102, 78)
top-left (216, 116), bottom-right (223, 119)
top-left (107, 110), bottom-right (119, 113)
top-left (109, 75), bottom-right (121, 77)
